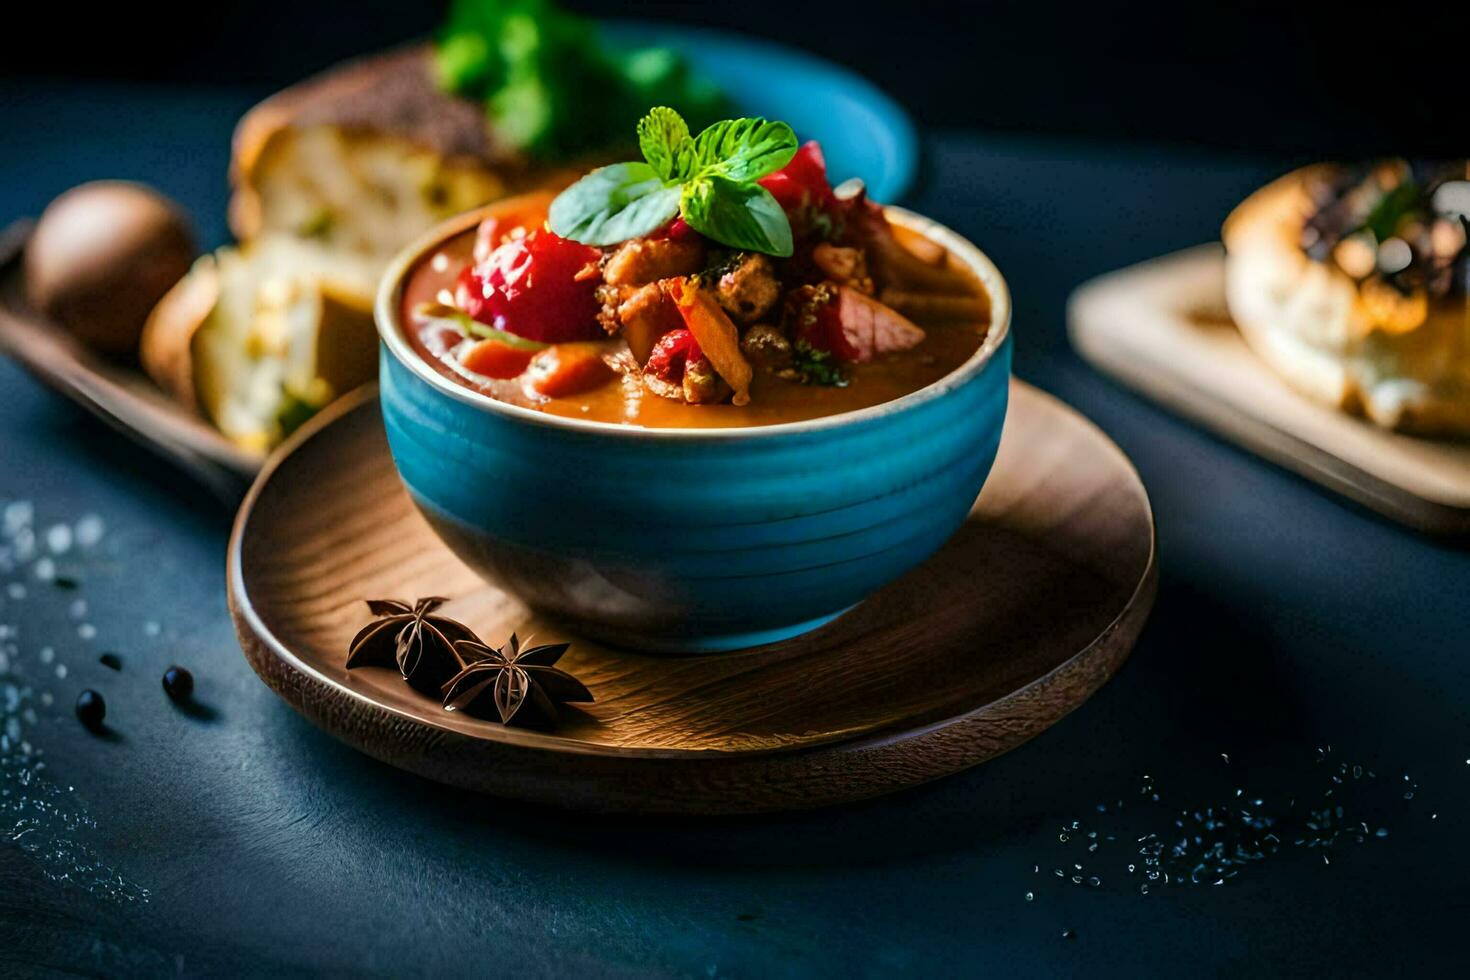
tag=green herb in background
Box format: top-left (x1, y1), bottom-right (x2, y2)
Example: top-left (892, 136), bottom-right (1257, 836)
top-left (550, 107), bottom-right (797, 256)
top-left (435, 0), bottom-right (728, 160)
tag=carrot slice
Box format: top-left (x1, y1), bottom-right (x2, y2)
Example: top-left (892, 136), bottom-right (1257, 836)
top-left (526, 342), bottom-right (615, 398)
top-left (462, 339), bottom-right (538, 379)
top-left (672, 279), bottom-right (752, 406)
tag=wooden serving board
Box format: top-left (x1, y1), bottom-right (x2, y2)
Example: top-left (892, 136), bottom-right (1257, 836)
top-left (228, 381), bottom-right (1157, 814)
top-left (0, 220), bottom-right (261, 502)
top-left (1068, 244), bottom-right (1470, 537)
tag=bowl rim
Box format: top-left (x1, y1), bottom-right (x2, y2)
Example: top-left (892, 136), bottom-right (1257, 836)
top-left (374, 199), bottom-right (1012, 441)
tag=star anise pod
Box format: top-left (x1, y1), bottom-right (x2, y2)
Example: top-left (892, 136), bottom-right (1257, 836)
top-left (346, 597), bottom-right (479, 696)
top-left (442, 633), bottom-right (593, 727)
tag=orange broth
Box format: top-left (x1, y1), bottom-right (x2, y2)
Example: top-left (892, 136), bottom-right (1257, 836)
top-left (401, 227), bottom-right (991, 428)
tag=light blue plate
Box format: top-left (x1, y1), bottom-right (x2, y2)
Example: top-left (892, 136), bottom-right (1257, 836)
top-left (599, 20), bottom-right (919, 202)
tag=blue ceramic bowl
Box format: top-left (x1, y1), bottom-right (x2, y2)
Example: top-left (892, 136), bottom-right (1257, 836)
top-left (376, 208), bottom-right (1012, 653)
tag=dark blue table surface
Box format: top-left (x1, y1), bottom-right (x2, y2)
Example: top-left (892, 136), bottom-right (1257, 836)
top-left (1, 81), bottom-right (1467, 977)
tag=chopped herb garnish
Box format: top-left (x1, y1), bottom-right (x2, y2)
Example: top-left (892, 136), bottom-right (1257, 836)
top-left (415, 303), bottom-right (548, 351)
top-left (276, 391), bottom-right (321, 438)
top-left (549, 107), bottom-right (797, 256)
top-left (790, 340), bottom-right (849, 387)
top-left (297, 208), bottom-right (335, 240)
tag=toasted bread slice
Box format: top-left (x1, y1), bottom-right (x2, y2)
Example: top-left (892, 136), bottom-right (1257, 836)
top-left (230, 45), bottom-right (524, 245)
top-left (1223, 168), bottom-right (1470, 436)
top-left (142, 237), bottom-right (379, 451)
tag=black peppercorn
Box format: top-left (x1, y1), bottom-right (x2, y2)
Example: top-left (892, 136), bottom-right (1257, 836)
top-left (75, 689), bottom-right (106, 731)
top-left (162, 666), bottom-right (193, 701)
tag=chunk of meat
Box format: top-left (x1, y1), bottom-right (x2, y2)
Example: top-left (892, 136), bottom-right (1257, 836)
top-left (798, 284), bottom-right (925, 363)
top-left (714, 253), bottom-right (781, 324)
top-left (672, 280), bottom-right (753, 406)
top-left (602, 238), bottom-right (705, 287)
top-left (832, 287), bottom-right (925, 361)
top-left (849, 195), bottom-right (972, 295)
top-left (878, 287), bottom-right (989, 323)
top-left (682, 356), bottom-right (729, 404)
top-left (616, 282), bottom-right (684, 364)
top-left (810, 243), bottom-right (871, 290)
top-left (594, 282), bottom-right (629, 336)
top-left (740, 323), bottom-right (792, 368)
top-left (524, 342), bottom-right (615, 398)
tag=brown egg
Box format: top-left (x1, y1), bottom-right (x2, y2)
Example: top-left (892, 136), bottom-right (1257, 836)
top-left (25, 181), bottom-right (195, 356)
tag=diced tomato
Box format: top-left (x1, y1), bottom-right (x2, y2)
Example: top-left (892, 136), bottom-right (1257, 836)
top-left (644, 328), bottom-right (703, 384)
top-left (471, 193), bottom-right (554, 263)
top-left (461, 339), bottom-right (537, 379)
top-left (525, 343), bottom-right (614, 398)
top-left (655, 216), bottom-right (699, 243)
top-left (456, 229), bottom-right (603, 344)
top-left (796, 288), bottom-right (861, 362)
top-left (758, 141), bottom-right (836, 213)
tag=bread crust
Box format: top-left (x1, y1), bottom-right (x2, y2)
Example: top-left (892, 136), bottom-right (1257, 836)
top-left (228, 45), bottom-right (525, 242)
top-left (140, 253), bottom-right (218, 410)
top-left (1223, 167), bottom-right (1470, 437)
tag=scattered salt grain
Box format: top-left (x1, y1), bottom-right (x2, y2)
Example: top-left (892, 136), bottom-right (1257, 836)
top-left (12, 528), bottom-right (35, 561)
top-left (68, 599), bottom-right (87, 620)
top-left (32, 557), bottom-right (55, 581)
top-left (5, 584), bottom-right (24, 600)
top-left (45, 524), bottom-right (72, 554)
top-left (2, 501), bottom-right (33, 535)
top-left (73, 514), bottom-right (104, 548)
top-left (77, 624), bottom-right (96, 641)
top-left (1026, 746), bottom-right (1427, 903)
top-left (143, 621), bottom-right (160, 638)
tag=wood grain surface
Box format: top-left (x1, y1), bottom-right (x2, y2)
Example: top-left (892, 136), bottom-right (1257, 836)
top-left (0, 220), bottom-right (259, 502)
top-left (1068, 244), bottom-right (1470, 537)
top-left (229, 380), bottom-right (1156, 813)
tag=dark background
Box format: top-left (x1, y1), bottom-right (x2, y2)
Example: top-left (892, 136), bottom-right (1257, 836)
top-left (4, 0), bottom-right (1465, 157)
top-left (4, 1), bottom-right (1470, 976)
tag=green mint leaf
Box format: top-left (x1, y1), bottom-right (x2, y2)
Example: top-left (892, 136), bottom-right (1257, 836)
top-left (689, 117), bottom-right (798, 184)
top-left (681, 176), bottom-right (793, 256)
top-left (549, 162), bottom-right (682, 246)
top-left (638, 106), bottom-right (693, 182)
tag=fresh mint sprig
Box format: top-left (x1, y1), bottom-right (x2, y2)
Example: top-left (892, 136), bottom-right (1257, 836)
top-left (549, 107), bottom-right (797, 256)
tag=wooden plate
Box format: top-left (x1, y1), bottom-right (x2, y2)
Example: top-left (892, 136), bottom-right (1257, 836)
top-left (228, 380), bottom-right (1156, 814)
top-left (0, 220), bottom-right (259, 502)
top-left (1069, 245), bottom-right (1470, 537)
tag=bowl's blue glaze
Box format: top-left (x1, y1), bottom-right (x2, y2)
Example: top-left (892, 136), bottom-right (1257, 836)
top-left (377, 209), bottom-right (1011, 653)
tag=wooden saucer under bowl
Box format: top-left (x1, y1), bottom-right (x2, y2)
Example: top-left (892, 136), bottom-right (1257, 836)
top-left (228, 380), bottom-right (1156, 814)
